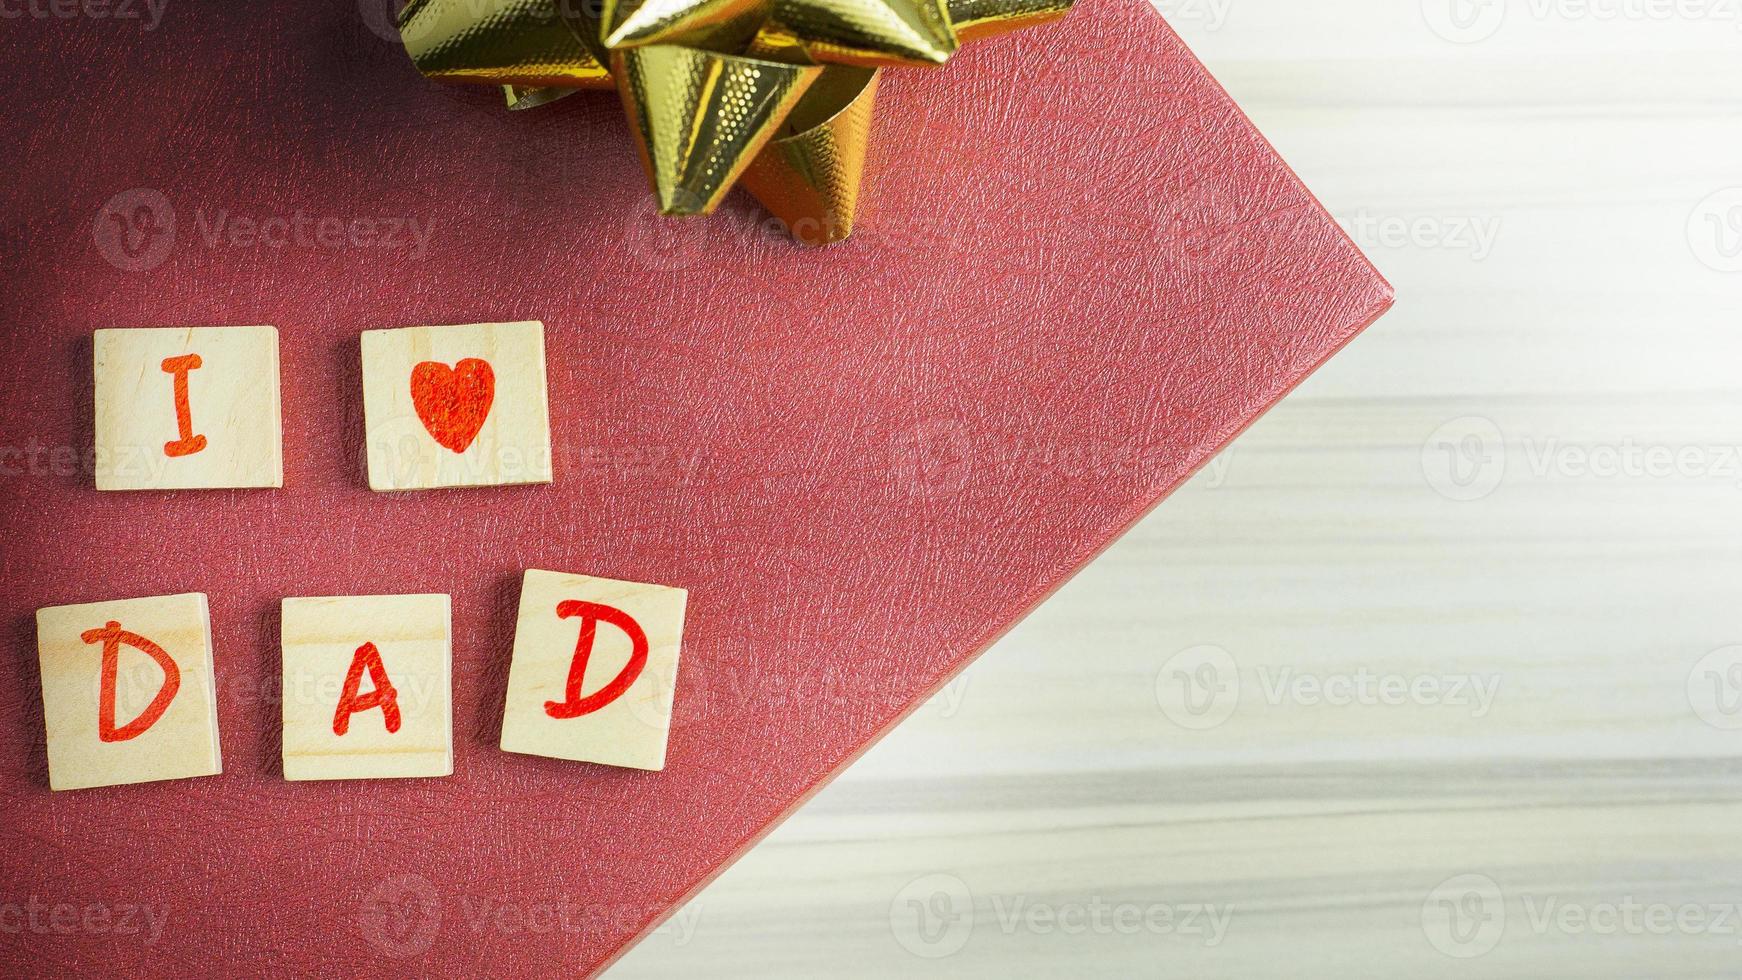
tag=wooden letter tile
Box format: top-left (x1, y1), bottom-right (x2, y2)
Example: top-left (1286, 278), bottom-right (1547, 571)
top-left (499, 570), bottom-right (688, 771)
top-left (93, 325), bottom-right (283, 490)
top-left (281, 594), bottom-right (453, 781)
top-left (35, 593), bottom-right (223, 791)
top-left (360, 320), bottom-right (553, 491)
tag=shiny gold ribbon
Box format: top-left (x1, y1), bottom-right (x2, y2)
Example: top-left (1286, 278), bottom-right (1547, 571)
top-left (395, 0), bottom-right (1073, 243)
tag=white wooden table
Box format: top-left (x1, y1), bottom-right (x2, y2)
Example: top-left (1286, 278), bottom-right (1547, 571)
top-left (613, 4), bottom-right (1742, 975)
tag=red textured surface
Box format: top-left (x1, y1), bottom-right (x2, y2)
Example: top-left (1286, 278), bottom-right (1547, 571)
top-left (0, 0), bottom-right (1391, 975)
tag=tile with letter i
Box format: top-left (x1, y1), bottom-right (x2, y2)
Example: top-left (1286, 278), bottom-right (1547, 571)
top-left (499, 570), bottom-right (688, 771)
top-left (35, 593), bottom-right (224, 791)
top-left (280, 594), bottom-right (453, 781)
top-left (92, 325), bottom-right (283, 490)
top-left (360, 320), bottom-right (553, 491)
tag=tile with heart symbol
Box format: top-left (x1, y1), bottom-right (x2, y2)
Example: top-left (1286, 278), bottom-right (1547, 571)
top-left (93, 325), bottom-right (283, 490)
top-left (35, 593), bottom-right (224, 791)
top-left (360, 321), bottom-right (553, 491)
top-left (1, 0), bottom-right (1396, 970)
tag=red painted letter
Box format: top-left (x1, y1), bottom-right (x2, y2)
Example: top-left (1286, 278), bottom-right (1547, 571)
top-left (333, 642), bottom-right (402, 736)
top-left (79, 620), bottom-right (181, 742)
top-left (160, 353), bottom-right (208, 457)
top-left (543, 601), bottom-right (649, 719)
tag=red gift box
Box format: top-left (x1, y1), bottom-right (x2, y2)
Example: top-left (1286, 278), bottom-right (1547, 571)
top-left (0, 0), bottom-right (1390, 974)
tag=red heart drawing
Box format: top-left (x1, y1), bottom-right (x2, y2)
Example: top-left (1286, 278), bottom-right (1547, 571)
top-left (410, 358), bottom-right (494, 453)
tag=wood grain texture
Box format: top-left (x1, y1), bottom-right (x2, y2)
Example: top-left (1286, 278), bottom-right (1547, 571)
top-left (500, 570), bottom-right (688, 772)
top-left (35, 594), bottom-right (222, 792)
top-left (607, 2), bottom-right (1742, 977)
top-left (93, 326), bottom-right (282, 490)
top-left (281, 594), bottom-right (453, 781)
top-left (361, 320), bottom-right (553, 491)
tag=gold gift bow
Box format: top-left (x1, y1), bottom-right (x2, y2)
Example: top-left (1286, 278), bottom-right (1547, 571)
top-left (395, 0), bottom-right (1074, 244)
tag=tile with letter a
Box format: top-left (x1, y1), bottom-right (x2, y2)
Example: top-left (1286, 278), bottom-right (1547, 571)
top-left (35, 593), bottom-right (224, 791)
top-left (499, 570), bottom-right (689, 771)
top-left (92, 325), bottom-right (283, 490)
top-left (360, 320), bottom-right (553, 491)
top-left (280, 594), bottom-right (453, 781)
